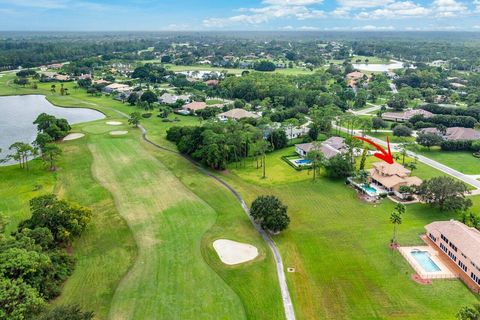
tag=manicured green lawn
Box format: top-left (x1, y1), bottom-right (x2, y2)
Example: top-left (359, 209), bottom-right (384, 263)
top-left (0, 160), bottom-right (56, 234)
top-left (206, 99), bottom-right (225, 105)
top-left (351, 55), bottom-right (390, 64)
top-left (162, 63), bottom-right (317, 76)
top-left (414, 146), bottom-right (480, 175)
top-left (0, 76), bottom-right (283, 319)
top-left (368, 132), bottom-right (415, 143)
top-left (3, 73), bottom-right (479, 319)
top-left (219, 164), bottom-right (480, 319)
top-left (52, 127), bottom-right (136, 318)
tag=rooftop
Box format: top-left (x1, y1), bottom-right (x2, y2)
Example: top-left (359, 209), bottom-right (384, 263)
top-left (426, 220), bottom-right (480, 264)
top-left (183, 101), bottom-right (207, 111)
top-left (422, 127), bottom-right (480, 141)
top-left (382, 109), bottom-right (433, 120)
top-left (218, 108), bottom-right (260, 120)
top-left (371, 162), bottom-right (411, 177)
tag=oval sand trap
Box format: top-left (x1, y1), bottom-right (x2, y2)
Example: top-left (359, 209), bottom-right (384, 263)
top-left (106, 121), bottom-right (123, 125)
top-left (63, 133), bottom-right (85, 141)
top-left (109, 130), bottom-right (128, 136)
top-left (213, 239), bottom-right (258, 265)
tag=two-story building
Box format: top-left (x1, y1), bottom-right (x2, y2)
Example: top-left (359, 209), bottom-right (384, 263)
top-left (425, 220), bottom-right (480, 292)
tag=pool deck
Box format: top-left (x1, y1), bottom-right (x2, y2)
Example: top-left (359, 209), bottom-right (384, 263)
top-left (398, 245), bottom-right (457, 279)
top-left (422, 235), bottom-right (480, 293)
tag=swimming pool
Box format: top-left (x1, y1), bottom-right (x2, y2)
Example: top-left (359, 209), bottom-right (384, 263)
top-left (294, 159), bottom-right (312, 165)
top-left (411, 250), bottom-right (441, 272)
top-left (361, 184), bottom-right (378, 194)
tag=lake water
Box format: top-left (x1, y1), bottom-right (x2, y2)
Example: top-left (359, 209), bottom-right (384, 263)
top-left (352, 60), bottom-right (405, 72)
top-left (0, 95), bottom-right (105, 165)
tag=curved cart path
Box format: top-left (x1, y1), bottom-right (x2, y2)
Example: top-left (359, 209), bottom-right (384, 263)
top-left (97, 106), bottom-right (294, 319)
top-left (137, 125), bottom-right (296, 320)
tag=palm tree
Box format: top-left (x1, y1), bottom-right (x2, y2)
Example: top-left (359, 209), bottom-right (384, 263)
top-left (357, 170), bottom-right (369, 185)
top-left (390, 203), bottom-right (405, 245)
top-left (305, 147), bottom-right (324, 181)
top-left (405, 162), bottom-right (417, 174)
top-left (257, 140), bottom-right (270, 179)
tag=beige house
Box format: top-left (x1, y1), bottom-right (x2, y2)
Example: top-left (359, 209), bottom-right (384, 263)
top-left (295, 137), bottom-right (347, 160)
top-left (382, 109), bottom-right (433, 122)
top-left (368, 162), bottom-right (422, 193)
top-left (425, 220), bottom-right (480, 292)
top-left (102, 83), bottom-right (131, 94)
top-left (218, 108), bottom-right (260, 121)
top-left (421, 127), bottom-right (480, 141)
top-left (182, 101), bottom-right (207, 113)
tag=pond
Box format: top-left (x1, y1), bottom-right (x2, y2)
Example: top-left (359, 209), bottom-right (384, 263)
top-left (352, 59), bottom-right (405, 72)
top-left (0, 95), bottom-right (105, 165)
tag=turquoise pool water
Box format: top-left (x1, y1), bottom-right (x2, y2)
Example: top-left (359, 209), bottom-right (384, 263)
top-left (361, 184), bottom-right (377, 194)
top-left (411, 250), bottom-right (441, 272)
top-left (294, 159), bottom-right (311, 165)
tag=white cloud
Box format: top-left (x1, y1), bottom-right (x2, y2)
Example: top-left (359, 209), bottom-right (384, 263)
top-left (352, 25), bottom-right (396, 30)
top-left (299, 25), bottom-right (320, 30)
top-left (336, 0), bottom-right (393, 8)
top-left (355, 1), bottom-right (430, 19)
top-left (203, 0), bottom-right (326, 27)
top-left (432, 0), bottom-right (468, 18)
top-left (473, 0), bottom-right (480, 11)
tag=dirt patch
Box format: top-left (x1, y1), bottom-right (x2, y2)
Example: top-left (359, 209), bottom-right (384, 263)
top-left (213, 239), bottom-right (258, 265)
top-left (412, 274), bottom-right (432, 285)
top-left (63, 133), bottom-right (85, 141)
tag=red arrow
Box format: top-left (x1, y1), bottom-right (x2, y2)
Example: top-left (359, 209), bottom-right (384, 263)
top-left (353, 135), bottom-right (394, 164)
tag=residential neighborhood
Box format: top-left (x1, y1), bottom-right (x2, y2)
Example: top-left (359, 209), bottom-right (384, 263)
top-left (1, 18), bottom-right (480, 320)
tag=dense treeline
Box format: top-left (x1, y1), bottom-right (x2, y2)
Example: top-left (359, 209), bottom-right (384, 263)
top-left (421, 104), bottom-right (480, 122)
top-left (351, 39), bottom-right (480, 66)
top-left (409, 114), bottom-right (477, 129)
top-left (217, 72), bottom-right (351, 111)
top-left (0, 195), bottom-right (92, 319)
top-left (0, 38), bottom-right (157, 69)
top-left (166, 121), bottom-right (269, 170)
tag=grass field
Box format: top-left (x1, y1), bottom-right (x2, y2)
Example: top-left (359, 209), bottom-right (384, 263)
top-left (0, 75), bottom-right (284, 319)
top-left (163, 63), bottom-right (317, 76)
top-left (414, 146), bottom-right (480, 175)
top-left (219, 159), bottom-right (480, 319)
top-left (0, 161), bottom-right (56, 234)
top-left (2, 73), bottom-right (479, 319)
top-left (351, 55), bottom-right (391, 64)
top-left (368, 132), bottom-right (416, 144)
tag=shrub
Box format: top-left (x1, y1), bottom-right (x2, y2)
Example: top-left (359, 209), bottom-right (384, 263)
top-left (440, 140), bottom-right (473, 151)
top-left (250, 195), bottom-right (290, 233)
top-left (141, 113), bottom-right (152, 118)
top-left (393, 125), bottom-right (412, 137)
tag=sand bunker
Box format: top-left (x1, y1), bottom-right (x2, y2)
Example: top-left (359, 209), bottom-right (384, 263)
top-left (109, 130), bottom-right (128, 136)
top-left (106, 121), bottom-right (123, 125)
top-left (63, 133), bottom-right (85, 141)
top-left (213, 239), bottom-right (258, 265)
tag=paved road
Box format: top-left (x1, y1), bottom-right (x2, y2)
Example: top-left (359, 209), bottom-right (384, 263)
top-left (138, 124), bottom-right (296, 320)
top-left (334, 124), bottom-right (480, 190)
top-left (350, 102), bottom-right (382, 116)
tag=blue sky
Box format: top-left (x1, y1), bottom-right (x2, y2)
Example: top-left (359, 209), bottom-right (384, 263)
top-left (0, 0), bottom-right (479, 31)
